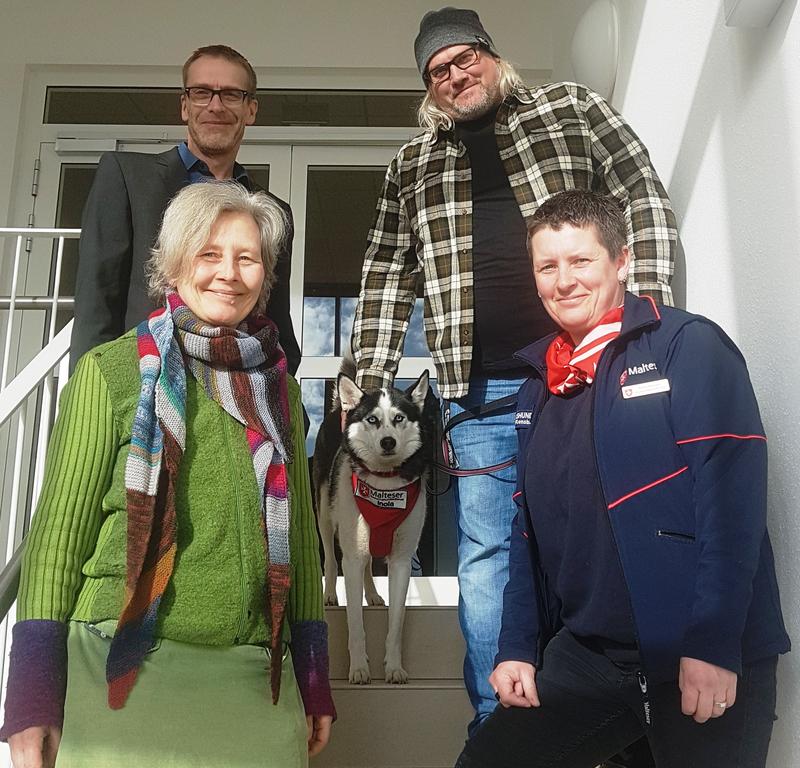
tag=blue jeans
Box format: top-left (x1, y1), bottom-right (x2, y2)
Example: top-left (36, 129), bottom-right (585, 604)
top-left (446, 376), bottom-right (525, 736)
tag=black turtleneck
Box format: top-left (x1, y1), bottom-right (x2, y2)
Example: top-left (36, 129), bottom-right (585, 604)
top-left (456, 108), bottom-right (556, 377)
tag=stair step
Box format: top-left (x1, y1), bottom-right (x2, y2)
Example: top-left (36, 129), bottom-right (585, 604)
top-left (318, 590), bottom-right (471, 766)
top-left (325, 605), bottom-right (465, 681)
top-left (331, 678), bottom-right (464, 690)
top-left (315, 682), bottom-right (472, 768)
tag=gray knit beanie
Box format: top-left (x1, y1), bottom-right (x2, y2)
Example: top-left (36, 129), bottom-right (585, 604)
top-left (414, 7), bottom-right (498, 79)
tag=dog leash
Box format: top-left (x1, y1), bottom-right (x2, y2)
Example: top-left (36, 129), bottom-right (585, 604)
top-left (427, 393), bottom-right (518, 495)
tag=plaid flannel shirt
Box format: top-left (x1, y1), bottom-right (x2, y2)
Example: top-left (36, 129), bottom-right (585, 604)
top-left (353, 82), bottom-right (677, 399)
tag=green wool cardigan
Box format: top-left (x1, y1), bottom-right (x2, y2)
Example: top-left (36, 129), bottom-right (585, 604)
top-left (18, 331), bottom-right (324, 644)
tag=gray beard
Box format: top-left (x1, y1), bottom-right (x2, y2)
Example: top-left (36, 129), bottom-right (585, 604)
top-left (451, 83), bottom-right (501, 122)
top-left (447, 72), bottom-right (503, 123)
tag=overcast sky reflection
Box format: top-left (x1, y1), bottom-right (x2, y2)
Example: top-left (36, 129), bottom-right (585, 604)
top-left (302, 296), bottom-right (431, 455)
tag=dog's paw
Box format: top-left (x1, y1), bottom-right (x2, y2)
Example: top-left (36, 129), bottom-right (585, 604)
top-left (365, 592), bottom-right (385, 606)
top-left (349, 664), bottom-right (371, 685)
top-left (323, 593), bottom-right (339, 606)
top-left (384, 665), bottom-right (409, 684)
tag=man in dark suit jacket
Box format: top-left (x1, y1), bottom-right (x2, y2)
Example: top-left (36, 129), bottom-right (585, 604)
top-left (71, 44), bottom-right (300, 372)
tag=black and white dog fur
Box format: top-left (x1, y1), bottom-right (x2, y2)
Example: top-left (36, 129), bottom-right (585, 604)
top-left (313, 366), bottom-right (432, 684)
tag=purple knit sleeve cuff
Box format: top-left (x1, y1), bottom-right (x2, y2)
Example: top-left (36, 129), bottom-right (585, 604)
top-left (0, 620), bottom-right (68, 741)
top-left (290, 620), bottom-right (337, 719)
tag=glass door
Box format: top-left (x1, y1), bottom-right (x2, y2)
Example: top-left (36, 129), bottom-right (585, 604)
top-left (289, 145), bottom-right (457, 580)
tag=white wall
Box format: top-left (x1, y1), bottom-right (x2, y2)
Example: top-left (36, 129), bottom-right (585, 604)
top-left (556, 1), bottom-right (800, 764)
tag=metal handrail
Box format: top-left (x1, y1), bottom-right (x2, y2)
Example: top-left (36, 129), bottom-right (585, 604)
top-left (0, 321), bottom-right (73, 427)
top-left (0, 298), bottom-right (74, 309)
top-left (0, 227), bottom-right (81, 239)
top-left (0, 228), bottom-right (81, 236)
top-left (0, 320), bottom-right (73, 626)
top-left (0, 229), bottom-right (78, 698)
top-left (0, 227), bottom-right (80, 391)
top-left (0, 547), bottom-right (23, 624)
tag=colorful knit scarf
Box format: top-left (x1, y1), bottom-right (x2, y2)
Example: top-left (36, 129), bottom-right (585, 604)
top-left (546, 306), bottom-right (624, 395)
top-left (107, 291), bottom-right (293, 709)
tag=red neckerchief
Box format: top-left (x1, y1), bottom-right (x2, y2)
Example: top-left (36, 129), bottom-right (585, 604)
top-left (351, 474), bottom-right (421, 557)
top-left (546, 306), bottom-right (624, 396)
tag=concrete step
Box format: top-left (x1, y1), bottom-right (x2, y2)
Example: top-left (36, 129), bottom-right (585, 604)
top-left (315, 680), bottom-right (471, 768)
top-left (318, 603), bottom-right (472, 767)
top-left (325, 604), bottom-right (465, 681)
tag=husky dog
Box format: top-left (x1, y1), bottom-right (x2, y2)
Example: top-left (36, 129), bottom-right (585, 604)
top-left (313, 366), bottom-right (432, 684)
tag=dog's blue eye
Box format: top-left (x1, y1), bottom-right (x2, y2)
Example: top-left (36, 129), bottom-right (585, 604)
top-left (393, 414), bottom-right (405, 424)
top-left (366, 416), bottom-right (379, 425)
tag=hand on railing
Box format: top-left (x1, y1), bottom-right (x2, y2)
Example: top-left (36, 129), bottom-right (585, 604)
top-left (8, 725), bottom-right (61, 768)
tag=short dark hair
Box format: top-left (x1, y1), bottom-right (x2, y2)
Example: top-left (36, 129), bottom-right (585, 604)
top-left (182, 44), bottom-right (257, 95)
top-left (527, 190), bottom-right (628, 260)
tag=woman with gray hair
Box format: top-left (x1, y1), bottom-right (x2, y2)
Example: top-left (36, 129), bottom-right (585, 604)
top-left (1, 181), bottom-right (335, 767)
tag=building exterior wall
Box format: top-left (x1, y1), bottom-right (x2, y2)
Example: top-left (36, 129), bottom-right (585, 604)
top-left (555, 3), bottom-right (800, 764)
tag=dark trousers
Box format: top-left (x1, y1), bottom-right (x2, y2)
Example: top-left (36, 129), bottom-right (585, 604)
top-left (455, 629), bottom-right (778, 768)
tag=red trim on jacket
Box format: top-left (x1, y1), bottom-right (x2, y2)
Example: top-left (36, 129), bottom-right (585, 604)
top-left (607, 466), bottom-right (689, 510)
top-left (644, 294), bottom-right (661, 321)
top-left (676, 433), bottom-right (766, 445)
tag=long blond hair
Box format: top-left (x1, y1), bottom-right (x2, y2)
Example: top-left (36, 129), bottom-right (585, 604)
top-left (417, 57), bottom-right (525, 134)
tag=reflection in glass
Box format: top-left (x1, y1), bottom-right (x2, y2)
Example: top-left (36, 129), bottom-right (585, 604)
top-left (302, 166), bottom-right (383, 357)
top-left (302, 378), bottom-right (327, 456)
top-left (303, 297), bottom-right (335, 356)
top-left (403, 299), bottom-right (429, 357)
top-left (338, 297), bottom-right (357, 355)
top-left (336, 297), bottom-right (430, 358)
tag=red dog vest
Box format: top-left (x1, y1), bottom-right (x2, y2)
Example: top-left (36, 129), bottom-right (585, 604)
top-left (351, 474), bottom-right (421, 557)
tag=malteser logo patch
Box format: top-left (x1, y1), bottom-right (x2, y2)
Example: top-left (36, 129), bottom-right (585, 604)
top-left (354, 480), bottom-right (408, 509)
top-left (627, 362), bottom-right (658, 376)
top-left (620, 361), bottom-right (667, 399)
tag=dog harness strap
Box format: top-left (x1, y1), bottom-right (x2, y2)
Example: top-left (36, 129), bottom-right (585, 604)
top-left (351, 474), bottom-right (421, 558)
top-left (441, 393), bottom-right (519, 436)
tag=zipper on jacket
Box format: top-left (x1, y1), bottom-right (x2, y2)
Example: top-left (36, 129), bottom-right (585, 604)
top-left (590, 344), bottom-right (652, 715)
top-left (223, 416), bottom-right (249, 645)
top-left (637, 671), bottom-right (652, 726)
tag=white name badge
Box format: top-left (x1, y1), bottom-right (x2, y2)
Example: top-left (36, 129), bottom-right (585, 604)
top-left (355, 481), bottom-right (408, 509)
top-left (622, 378), bottom-right (671, 399)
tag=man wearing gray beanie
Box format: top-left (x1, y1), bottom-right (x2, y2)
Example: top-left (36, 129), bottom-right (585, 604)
top-left (352, 6), bottom-right (676, 748)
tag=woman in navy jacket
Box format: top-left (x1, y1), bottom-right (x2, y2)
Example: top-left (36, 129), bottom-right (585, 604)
top-left (456, 191), bottom-right (789, 768)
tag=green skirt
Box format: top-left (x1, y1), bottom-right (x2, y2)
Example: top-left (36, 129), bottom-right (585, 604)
top-left (57, 621), bottom-right (308, 768)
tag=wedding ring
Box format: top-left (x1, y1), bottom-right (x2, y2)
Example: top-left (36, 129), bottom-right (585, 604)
top-left (714, 701), bottom-right (727, 709)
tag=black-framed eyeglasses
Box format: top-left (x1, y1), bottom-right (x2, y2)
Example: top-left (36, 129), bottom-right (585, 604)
top-left (424, 45), bottom-right (483, 85)
top-left (183, 87), bottom-right (253, 107)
